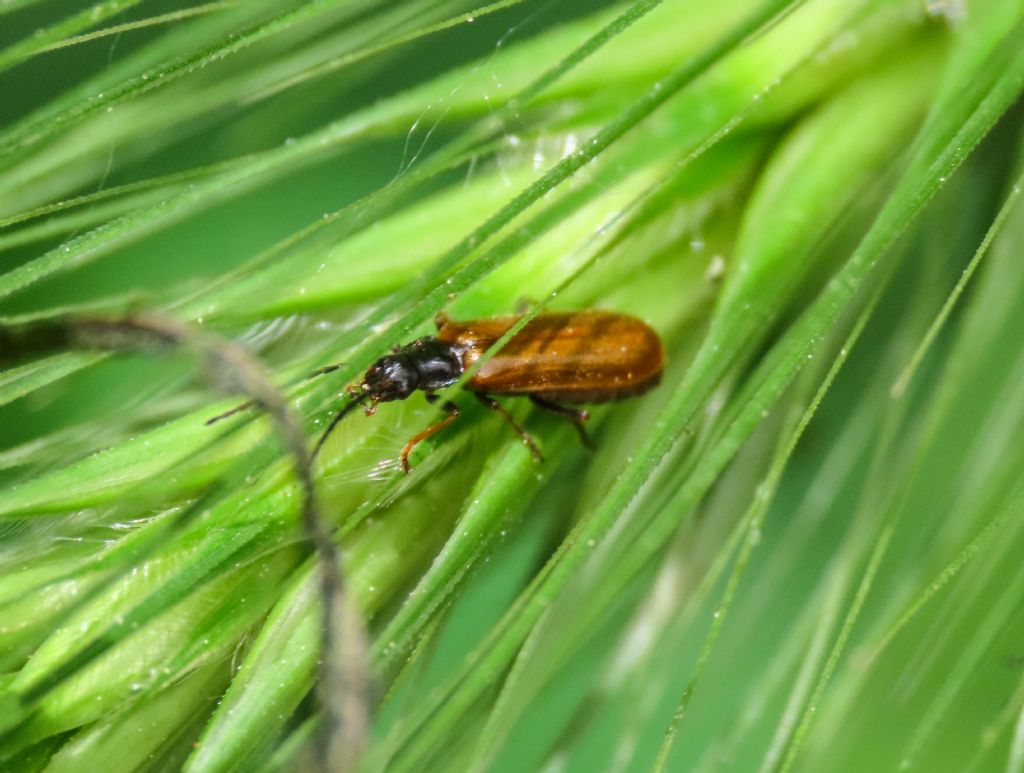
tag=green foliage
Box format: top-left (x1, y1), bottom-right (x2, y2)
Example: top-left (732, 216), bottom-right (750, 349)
top-left (1, 0), bottom-right (1022, 770)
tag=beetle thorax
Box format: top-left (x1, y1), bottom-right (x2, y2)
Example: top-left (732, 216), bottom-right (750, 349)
top-left (403, 337), bottom-right (463, 392)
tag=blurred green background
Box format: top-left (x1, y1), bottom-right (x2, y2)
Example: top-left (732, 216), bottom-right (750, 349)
top-left (1, 0), bottom-right (1023, 771)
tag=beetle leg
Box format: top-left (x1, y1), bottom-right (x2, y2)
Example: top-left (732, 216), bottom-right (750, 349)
top-left (434, 311), bottom-right (453, 331)
top-left (529, 396), bottom-right (594, 449)
top-left (514, 297), bottom-right (536, 315)
top-left (400, 400), bottom-right (460, 473)
top-left (476, 394), bottom-right (544, 463)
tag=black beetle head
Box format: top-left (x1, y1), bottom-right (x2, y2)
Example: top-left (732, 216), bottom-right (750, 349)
top-left (362, 354), bottom-right (418, 402)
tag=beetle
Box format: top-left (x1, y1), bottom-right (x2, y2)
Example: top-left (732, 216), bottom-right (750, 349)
top-left (209, 310), bottom-right (664, 472)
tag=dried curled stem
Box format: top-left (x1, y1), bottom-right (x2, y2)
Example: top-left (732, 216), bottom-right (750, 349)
top-left (0, 312), bottom-right (369, 772)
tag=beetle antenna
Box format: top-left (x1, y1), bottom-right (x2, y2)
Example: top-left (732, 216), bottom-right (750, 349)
top-left (206, 362), bottom-right (347, 426)
top-left (311, 391), bottom-right (370, 462)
